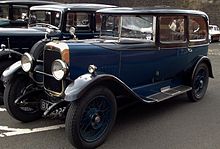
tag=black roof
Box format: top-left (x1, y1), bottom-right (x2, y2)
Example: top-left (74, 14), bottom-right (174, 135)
top-left (97, 7), bottom-right (208, 18)
top-left (30, 3), bottom-right (117, 12)
top-left (0, 0), bottom-right (59, 5)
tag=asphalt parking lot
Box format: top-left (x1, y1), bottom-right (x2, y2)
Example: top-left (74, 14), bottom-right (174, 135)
top-left (0, 43), bottom-right (220, 149)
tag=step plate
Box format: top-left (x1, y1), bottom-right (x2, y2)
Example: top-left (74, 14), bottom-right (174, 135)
top-left (146, 85), bottom-right (192, 102)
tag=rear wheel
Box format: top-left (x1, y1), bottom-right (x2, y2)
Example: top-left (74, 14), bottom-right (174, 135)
top-left (65, 86), bottom-right (117, 149)
top-left (187, 63), bottom-right (209, 101)
top-left (4, 75), bottom-right (42, 122)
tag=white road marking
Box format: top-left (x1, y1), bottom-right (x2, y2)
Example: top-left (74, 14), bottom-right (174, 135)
top-left (0, 108), bottom-right (6, 112)
top-left (0, 124), bottom-right (65, 137)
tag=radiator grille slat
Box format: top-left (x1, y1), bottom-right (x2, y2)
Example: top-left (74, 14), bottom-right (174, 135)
top-left (43, 49), bottom-right (63, 93)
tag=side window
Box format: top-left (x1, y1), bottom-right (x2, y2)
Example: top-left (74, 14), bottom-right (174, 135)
top-left (121, 15), bottom-right (154, 41)
top-left (100, 15), bottom-right (120, 37)
top-left (189, 16), bottom-right (208, 42)
top-left (160, 16), bottom-right (185, 42)
top-left (66, 12), bottom-right (91, 32)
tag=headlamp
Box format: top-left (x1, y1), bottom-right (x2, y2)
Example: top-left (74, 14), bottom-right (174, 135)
top-left (21, 53), bottom-right (33, 72)
top-left (51, 59), bottom-right (68, 80)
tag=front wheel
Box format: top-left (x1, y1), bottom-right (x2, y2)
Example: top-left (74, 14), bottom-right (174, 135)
top-left (4, 75), bottom-right (42, 122)
top-left (0, 60), bottom-right (15, 105)
top-left (187, 63), bottom-right (209, 101)
top-left (65, 86), bottom-right (117, 149)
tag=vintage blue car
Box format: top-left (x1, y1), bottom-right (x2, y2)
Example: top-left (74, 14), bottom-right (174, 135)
top-left (0, 0), bottom-right (59, 27)
top-left (0, 3), bottom-right (116, 104)
top-left (2, 7), bottom-right (213, 149)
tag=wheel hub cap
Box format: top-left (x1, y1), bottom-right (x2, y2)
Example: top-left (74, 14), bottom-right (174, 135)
top-left (91, 113), bottom-right (102, 129)
top-left (199, 80), bottom-right (204, 88)
top-left (94, 115), bottom-right (101, 124)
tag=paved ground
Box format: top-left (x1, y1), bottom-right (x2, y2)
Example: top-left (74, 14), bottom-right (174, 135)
top-left (0, 43), bottom-right (220, 149)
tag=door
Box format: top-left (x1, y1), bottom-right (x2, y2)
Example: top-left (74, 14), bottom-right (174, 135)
top-left (158, 15), bottom-right (189, 81)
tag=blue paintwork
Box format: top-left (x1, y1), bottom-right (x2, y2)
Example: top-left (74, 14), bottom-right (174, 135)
top-left (68, 43), bottom-right (120, 80)
top-left (65, 40), bottom-right (209, 98)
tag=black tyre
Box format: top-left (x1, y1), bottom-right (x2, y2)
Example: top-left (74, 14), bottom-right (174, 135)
top-left (187, 63), bottom-right (209, 101)
top-left (4, 75), bottom-right (42, 122)
top-left (0, 60), bottom-right (16, 105)
top-left (65, 86), bottom-right (117, 149)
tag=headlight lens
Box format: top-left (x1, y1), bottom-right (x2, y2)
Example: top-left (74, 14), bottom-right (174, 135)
top-left (21, 53), bottom-right (33, 72)
top-left (51, 59), bottom-right (68, 81)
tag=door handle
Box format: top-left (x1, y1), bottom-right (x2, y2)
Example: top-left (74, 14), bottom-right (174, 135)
top-left (188, 48), bottom-right (193, 53)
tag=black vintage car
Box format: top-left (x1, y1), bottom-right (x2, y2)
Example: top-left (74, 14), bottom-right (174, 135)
top-left (0, 3), bottom-right (116, 104)
top-left (0, 0), bottom-right (59, 27)
top-left (2, 7), bottom-right (213, 149)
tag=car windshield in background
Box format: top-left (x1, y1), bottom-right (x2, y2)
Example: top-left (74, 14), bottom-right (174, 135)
top-left (0, 5), bottom-right (28, 20)
top-left (0, 5), bottom-right (9, 20)
top-left (100, 15), bottom-right (154, 41)
top-left (12, 5), bottom-right (28, 20)
top-left (30, 11), bottom-right (61, 28)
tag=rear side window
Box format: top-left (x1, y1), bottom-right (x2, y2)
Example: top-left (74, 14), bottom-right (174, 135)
top-left (189, 16), bottom-right (208, 42)
top-left (159, 16), bottom-right (185, 43)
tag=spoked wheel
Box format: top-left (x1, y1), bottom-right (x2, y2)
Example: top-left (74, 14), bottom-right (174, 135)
top-left (187, 63), bottom-right (209, 101)
top-left (65, 86), bottom-right (117, 149)
top-left (4, 75), bottom-right (43, 122)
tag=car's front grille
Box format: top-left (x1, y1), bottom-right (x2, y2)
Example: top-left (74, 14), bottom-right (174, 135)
top-left (43, 49), bottom-right (63, 94)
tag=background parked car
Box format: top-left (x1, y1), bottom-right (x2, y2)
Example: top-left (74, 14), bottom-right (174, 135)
top-left (209, 24), bottom-right (220, 42)
top-left (2, 7), bottom-right (213, 149)
top-left (0, 3), bottom-right (116, 105)
top-left (0, 0), bottom-right (59, 27)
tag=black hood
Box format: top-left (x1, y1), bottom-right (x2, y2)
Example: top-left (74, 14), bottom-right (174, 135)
top-left (0, 27), bottom-right (46, 36)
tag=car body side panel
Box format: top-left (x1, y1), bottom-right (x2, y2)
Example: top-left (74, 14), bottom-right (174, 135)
top-left (120, 49), bottom-right (159, 88)
top-left (68, 43), bottom-right (120, 80)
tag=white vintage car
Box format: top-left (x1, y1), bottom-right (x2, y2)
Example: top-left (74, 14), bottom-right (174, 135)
top-left (209, 25), bottom-right (220, 42)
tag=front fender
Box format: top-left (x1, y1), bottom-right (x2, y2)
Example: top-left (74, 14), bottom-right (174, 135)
top-left (1, 61), bottom-right (23, 83)
top-left (0, 48), bottom-right (23, 60)
top-left (64, 73), bottom-right (143, 102)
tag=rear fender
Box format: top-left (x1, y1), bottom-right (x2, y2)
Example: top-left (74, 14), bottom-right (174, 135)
top-left (192, 56), bottom-right (214, 79)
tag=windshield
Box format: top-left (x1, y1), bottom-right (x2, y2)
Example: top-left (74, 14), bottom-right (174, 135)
top-left (100, 15), bottom-right (154, 41)
top-left (30, 10), bottom-right (61, 28)
top-left (0, 5), bottom-right (9, 20)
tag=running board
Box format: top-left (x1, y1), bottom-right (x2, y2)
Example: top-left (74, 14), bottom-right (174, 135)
top-left (146, 85), bottom-right (192, 102)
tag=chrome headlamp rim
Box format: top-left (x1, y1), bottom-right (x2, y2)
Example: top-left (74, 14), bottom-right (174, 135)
top-left (51, 59), bottom-right (68, 81)
top-left (21, 52), bottom-right (33, 72)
